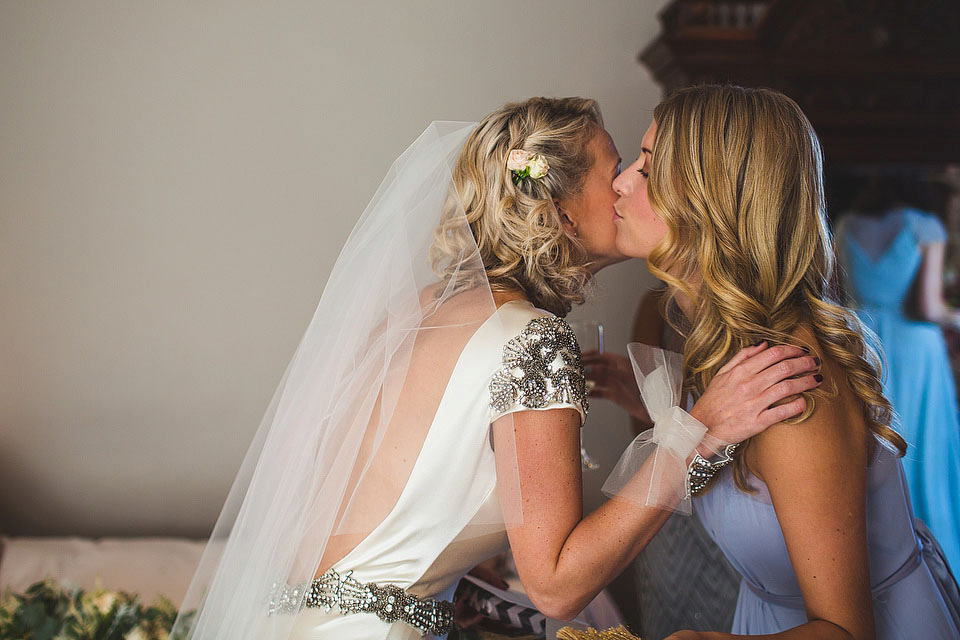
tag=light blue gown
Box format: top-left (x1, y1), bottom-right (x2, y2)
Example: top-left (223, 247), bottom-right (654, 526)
top-left (837, 208), bottom-right (960, 572)
top-left (696, 441), bottom-right (960, 637)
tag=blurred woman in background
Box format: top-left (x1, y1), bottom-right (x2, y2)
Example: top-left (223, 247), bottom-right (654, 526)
top-left (835, 172), bottom-right (960, 572)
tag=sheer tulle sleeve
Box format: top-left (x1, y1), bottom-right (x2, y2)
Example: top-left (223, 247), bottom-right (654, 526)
top-left (489, 315), bottom-right (588, 425)
top-left (601, 344), bottom-right (729, 515)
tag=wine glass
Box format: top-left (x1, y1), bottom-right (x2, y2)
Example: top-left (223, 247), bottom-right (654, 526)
top-left (568, 320), bottom-right (604, 470)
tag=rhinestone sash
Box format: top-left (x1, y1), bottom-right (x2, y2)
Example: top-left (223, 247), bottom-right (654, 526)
top-left (268, 569), bottom-right (454, 636)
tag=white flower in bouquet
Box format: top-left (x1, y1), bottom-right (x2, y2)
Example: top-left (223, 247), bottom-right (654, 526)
top-left (92, 591), bottom-right (118, 613)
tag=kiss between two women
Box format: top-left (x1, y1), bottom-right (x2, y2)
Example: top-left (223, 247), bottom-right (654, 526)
top-left (178, 86), bottom-right (960, 640)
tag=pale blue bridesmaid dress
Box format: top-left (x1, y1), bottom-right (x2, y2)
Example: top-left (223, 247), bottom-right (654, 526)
top-left (837, 207), bottom-right (960, 572)
top-left (695, 441), bottom-right (960, 637)
top-left (688, 207), bottom-right (960, 636)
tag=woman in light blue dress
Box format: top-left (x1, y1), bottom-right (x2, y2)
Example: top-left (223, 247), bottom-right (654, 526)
top-left (612, 84), bottom-right (960, 639)
top-left (836, 203), bottom-right (960, 574)
top-left (694, 425), bottom-right (960, 637)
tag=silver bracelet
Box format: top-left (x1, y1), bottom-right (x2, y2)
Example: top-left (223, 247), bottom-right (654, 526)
top-left (686, 443), bottom-right (739, 499)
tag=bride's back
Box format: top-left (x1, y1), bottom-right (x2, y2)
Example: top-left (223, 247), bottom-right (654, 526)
top-left (315, 286), bottom-right (500, 574)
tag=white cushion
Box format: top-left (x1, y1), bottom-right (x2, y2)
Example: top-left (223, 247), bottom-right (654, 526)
top-left (0, 537), bottom-right (210, 607)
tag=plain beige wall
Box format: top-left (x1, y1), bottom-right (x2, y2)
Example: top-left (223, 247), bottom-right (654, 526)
top-left (0, 0), bottom-right (667, 537)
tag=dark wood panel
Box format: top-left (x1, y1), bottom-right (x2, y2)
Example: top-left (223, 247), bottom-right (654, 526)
top-left (640, 0), bottom-right (960, 163)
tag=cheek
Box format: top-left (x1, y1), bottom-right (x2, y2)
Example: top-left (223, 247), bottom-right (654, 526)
top-left (646, 211), bottom-right (668, 244)
top-left (652, 220), bottom-right (668, 249)
top-left (641, 194), bottom-right (666, 232)
top-left (586, 189), bottom-right (618, 233)
top-left (585, 206), bottom-right (620, 256)
top-left (614, 198), bottom-right (670, 260)
top-left (614, 224), bottom-right (643, 258)
top-left (592, 209), bottom-right (616, 237)
top-left (613, 210), bottom-right (649, 258)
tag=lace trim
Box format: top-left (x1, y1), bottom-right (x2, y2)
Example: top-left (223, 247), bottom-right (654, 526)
top-left (490, 316), bottom-right (588, 417)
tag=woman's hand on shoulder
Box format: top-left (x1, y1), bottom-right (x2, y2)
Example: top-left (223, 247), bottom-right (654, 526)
top-left (689, 342), bottom-right (821, 445)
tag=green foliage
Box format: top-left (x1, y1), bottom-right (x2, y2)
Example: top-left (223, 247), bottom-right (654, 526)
top-left (511, 167), bottom-right (531, 185)
top-left (0, 581), bottom-right (191, 640)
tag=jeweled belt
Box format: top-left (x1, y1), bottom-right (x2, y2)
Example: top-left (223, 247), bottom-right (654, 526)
top-left (268, 568), bottom-right (454, 637)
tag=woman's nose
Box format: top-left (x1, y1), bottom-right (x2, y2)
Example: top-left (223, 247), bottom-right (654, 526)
top-left (613, 173), bottom-right (630, 196)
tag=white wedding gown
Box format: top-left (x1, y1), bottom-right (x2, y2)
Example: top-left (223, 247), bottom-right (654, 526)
top-left (274, 300), bottom-right (587, 639)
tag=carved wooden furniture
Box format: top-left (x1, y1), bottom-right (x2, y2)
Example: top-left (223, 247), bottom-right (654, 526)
top-left (640, 0), bottom-right (960, 163)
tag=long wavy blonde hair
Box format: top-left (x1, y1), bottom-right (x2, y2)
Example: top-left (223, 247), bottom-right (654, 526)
top-left (646, 85), bottom-right (905, 491)
top-left (430, 97), bottom-right (602, 316)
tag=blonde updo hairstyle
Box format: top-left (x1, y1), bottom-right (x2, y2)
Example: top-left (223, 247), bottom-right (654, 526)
top-left (646, 85), bottom-right (906, 491)
top-left (432, 97), bottom-right (602, 316)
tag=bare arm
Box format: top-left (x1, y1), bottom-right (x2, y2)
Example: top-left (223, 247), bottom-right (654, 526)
top-left (668, 355), bottom-right (876, 640)
top-left (917, 242), bottom-right (960, 327)
top-left (497, 344), bottom-right (822, 620)
top-left (494, 407), bottom-right (669, 620)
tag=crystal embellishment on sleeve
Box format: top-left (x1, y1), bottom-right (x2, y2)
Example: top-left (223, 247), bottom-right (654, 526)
top-left (490, 316), bottom-right (588, 415)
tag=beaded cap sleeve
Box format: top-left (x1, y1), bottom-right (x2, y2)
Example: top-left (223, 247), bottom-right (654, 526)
top-left (489, 315), bottom-right (588, 424)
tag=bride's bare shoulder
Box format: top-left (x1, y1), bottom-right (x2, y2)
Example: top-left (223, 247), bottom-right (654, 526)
top-left (417, 284), bottom-right (532, 327)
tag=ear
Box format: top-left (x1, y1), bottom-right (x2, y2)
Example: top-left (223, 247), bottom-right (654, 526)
top-left (556, 199), bottom-right (578, 238)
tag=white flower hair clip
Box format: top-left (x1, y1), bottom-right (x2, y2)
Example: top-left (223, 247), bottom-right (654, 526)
top-left (507, 149), bottom-right (549, 185)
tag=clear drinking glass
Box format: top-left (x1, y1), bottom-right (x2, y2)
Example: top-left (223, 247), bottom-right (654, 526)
top-left (568, 321), bottom-right (604, 470)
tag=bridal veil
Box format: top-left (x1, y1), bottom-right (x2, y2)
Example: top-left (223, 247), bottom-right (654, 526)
top-left (172, 122), bottom-right (522, 639)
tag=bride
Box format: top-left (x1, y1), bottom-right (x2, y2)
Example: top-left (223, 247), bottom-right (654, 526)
top-left (174, 97), bottom-right (822, 640)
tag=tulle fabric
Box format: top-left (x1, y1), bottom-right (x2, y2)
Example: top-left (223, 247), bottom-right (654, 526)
top-left (602, 344), bottom-right (727, 515)
top-left (172, 122), bottom-right (521, 640)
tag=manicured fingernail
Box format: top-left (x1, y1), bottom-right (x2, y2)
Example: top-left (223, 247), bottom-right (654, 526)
top-left (813, 357), bottom-right (821, 366)
top-left (814, 373), bottom-right (824, 382)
